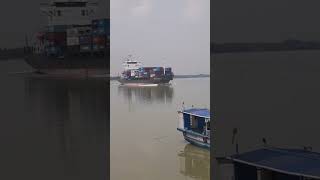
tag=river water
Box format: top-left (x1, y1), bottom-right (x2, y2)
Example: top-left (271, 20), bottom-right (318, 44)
top-left (0, 60), bottom-right (210, 180)
top-left (0, 60), bottom-right (109, 180)
top-left (7, 50), bottom-right (319, 180)
top-left (110, 78), bottom-right (210, 180)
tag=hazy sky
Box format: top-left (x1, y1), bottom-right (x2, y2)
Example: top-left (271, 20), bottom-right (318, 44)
top-left (110, 0), bottom-right (210, 75)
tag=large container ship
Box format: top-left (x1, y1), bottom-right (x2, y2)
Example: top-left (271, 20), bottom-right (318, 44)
top-left (118, 55), bottom-right (174, 85)
top-left (24, 0), bottom-right (109, 77)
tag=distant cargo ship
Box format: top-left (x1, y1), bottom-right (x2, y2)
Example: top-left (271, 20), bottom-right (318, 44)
top-left (24, 0), bottom-right (109, 77)
top-left (118, 55), bottom-right (174, 85)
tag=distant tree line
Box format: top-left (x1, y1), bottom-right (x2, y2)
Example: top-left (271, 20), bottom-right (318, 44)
top-left (211, 39), bottom-right (320, 53)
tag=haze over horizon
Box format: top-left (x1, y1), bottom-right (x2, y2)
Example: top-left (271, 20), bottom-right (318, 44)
top-left (110, 0), bottom-right (210, 76)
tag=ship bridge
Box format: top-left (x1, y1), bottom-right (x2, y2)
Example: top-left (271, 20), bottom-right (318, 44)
top-left (41, 0), bottom-right (98, 26)
top-left (122, 56), bottom-right (142, 71)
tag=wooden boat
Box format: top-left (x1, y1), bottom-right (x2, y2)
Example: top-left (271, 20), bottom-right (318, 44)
top-left (177, 107), bottom-right (210, 149)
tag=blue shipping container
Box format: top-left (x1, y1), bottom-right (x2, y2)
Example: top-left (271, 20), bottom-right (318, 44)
top-left (79, 36), bottom-right (92, 44)
top-left (92, 27), bottom-right (109, 36)
top-left (92, 44), bottom-right (99, 51)
top-left (138, 67), bottom-right (144, 71)
top-left (92, 19), bottom-right (110, 35)
top-left (92, 19), bottom-right (110, 28)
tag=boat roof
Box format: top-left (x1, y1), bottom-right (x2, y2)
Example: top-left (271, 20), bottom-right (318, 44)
top-left (229, 148), bottom-right (320, 179)
top-left (182, 108), bottom-right (210, 119)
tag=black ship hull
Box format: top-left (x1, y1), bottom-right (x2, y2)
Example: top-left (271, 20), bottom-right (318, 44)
top-left (24, 53), bottom-right (109, 78)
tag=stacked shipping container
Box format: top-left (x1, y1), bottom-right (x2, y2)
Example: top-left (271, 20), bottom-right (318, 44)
top-left (165, 67), bottom-right (173, 76)
top-left (44, 25), bottom-right (69, 56)
top-left (92, 19), bottom-right (110, 52)
top-left (122, 66), bottom-right (172, 80)
top-left (78, 26), bottom-right (92, 53)
top-left (42, 18), bottom-right (109, 57)
top-left (45, 32), bottom-right (66, 56)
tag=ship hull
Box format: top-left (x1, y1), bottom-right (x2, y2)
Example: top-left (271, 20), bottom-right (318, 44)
top-left (117, 77), bottom-right (172, 85)
top-left (24, 54), bottom-right (109, 78)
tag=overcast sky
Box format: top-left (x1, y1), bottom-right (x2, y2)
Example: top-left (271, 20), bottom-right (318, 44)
top-left (110, 0), bottom-right (210, 75)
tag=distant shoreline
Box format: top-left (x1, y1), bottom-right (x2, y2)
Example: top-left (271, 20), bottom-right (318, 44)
top-left (3, 39), bottom-right (320, 60)
top-left (212, 40), bottom-right (320, 53)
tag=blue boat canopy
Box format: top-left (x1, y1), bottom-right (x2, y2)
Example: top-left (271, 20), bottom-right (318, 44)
top-left (229, 148), bottom-right (320, 179)
top-left (182, 108), bottom-right (210, 119)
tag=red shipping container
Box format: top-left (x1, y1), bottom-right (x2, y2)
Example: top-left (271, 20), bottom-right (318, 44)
top-left (46, 32), bottom-right (66, 41)
top-left (45, 32), bottom-right (66, 45)
top-left (92, 36), bottom-right (106, 45)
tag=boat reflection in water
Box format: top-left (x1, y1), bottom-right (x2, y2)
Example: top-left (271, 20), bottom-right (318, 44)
top-left (117, 84), bottom-right (174, 104)
top-left (24, 77), bottom-right (109, 180)
top-left (178, 144), bottom-right (210, 180)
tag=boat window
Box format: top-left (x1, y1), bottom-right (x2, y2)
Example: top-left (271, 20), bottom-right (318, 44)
top-left (81, 10), bottom-right (86, 16)
top-left (207, 122), bottom-right (210, 130)
top-left (57, 10), bottom-right (61, 16)
top-left (190, 115), bottom-right (197, 128)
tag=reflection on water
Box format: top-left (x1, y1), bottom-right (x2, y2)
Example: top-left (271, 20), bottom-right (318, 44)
top-left (178, 144), bottom-right (210, 180)
top-left (111, 78), bottom-right (210, 180)
top-left (22, 77), bottom-right (109, 180)
top-left (117, 84), bottom-right (174, 104)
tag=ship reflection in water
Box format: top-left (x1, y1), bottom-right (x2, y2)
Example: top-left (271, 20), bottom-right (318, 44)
top-left (178, 144), bottom-right (210, 180)
top-left (23, 77), bottom-right (109, 180)
top-left (117, 84), bottom-right (174, 104)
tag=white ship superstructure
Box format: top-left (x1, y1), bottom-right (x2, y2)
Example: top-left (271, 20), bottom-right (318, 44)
top-left (40, 0), bottom-right (98, 26)
top-left (122, 55), bottom-right (142, 71)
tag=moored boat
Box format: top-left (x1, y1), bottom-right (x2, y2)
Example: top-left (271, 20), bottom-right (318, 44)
top-left (177, 107), bottom-right (210, 149)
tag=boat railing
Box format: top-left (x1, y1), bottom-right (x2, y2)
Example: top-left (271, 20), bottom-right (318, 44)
top-left (178, 128), bottom-right (210, 139)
